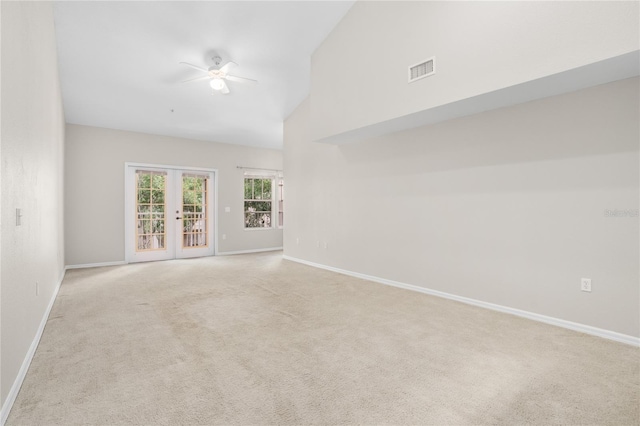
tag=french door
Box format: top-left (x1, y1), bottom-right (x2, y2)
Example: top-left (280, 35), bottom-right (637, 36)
top-left (125, 164), bottom-right (216, 263)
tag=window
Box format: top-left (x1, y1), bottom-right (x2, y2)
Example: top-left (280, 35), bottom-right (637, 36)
top-left (135, 170), bottom-right (167, 251)
top-left (277, 176), bottom-right (284, 228)
top-left (244, 177), bottom-right (274, 228)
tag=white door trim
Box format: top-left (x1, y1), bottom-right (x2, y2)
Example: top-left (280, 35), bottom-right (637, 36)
top-left (124, 162), bottom-right (219, 263)
top-left (174, 170), bottom-right (215, 259)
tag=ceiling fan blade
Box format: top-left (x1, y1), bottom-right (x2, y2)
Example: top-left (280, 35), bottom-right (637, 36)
top-left (220, 61), bottom-right (238, 74)
top-left (178, 62), bottom-right (207, 72)
top-left (220, 80), bottom-right (230, 94)
top-left (181, 75), bottom-right (210, 83)
top-left (226, 74), bottom-right (258, 84)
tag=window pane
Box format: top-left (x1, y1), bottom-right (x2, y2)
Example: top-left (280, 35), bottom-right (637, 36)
top-left (152, 190), bottom-right (164, 204)
top-left (262, 179), bottom-right (272, 199)
top-left (152, 174), bottom-right (165, 190)
top-left (137, 235), bottom-right (149, 250)
top-left (138, 189), bottom-right (151, 203)
top-left (192, 217), bottom-right (205, 232)
top-left (137, 173), bottom-right (151, 189)
top-left (245, 211), bottom-right (272, 228)
top-left (138, 234), bottom-right (164, 250)
top-left (245, 201), bottom-right (271, 212)
top-left (152, 204), bottom-right (164, 213)
top-left (152, 219), bottom-right (164, 233)
top-left (154, 235), bottom-right (165, 249)
top-left (245, 212), bottom-right (258, 228)
top-left (183, 232), bottom-right (207, 248)
top-left (195, 191), bottom-right (204, 206)
top-left (183, 176), bottom-right (195, 191)
top-left (138, 220), bottom-right (151, 235)
top-left (244, 179), bottom-right (253, 199)
top-left (254, 179), bottom-right (263, 200)
top-left (277, 178), bottom-right (284, 227)
top-left (258, 212), bottom-right (272, 227)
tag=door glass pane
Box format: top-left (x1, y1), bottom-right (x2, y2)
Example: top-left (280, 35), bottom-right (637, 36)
top-left (182, 174), bottom-right (208, 248)
top-left (138, 189), bottom-right (150, 203)
top-left (137, 173), bottom-right (151, 188)
top-left (152, 174), bottom-right (164, 189)
top-left (152, 190), bottom-right (164, 204)
top-left (136, 170), bottom-right (166, 251)
top-left (154, 235), bottom-right (165, 249)
top-left (137, 204), bottom-right (150, 218)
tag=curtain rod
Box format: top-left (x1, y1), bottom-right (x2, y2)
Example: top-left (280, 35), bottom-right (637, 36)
top-left (237, 166), bottom-right (283, 173)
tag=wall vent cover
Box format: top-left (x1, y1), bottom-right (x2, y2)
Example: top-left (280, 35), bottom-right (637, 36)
top-left (408, 57), bottom-right (435, 83)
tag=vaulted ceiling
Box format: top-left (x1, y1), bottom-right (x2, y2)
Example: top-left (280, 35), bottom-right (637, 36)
top-left (53, 1), bottom-right (354, 150)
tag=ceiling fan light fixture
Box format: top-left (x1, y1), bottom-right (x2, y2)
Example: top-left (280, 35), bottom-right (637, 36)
top-left (209, 78), bottom-right (225, 91)
top-left (181, 57), bottom-right (254, 95)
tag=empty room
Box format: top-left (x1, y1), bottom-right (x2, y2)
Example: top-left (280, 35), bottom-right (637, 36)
top-left (1, 1), bottom-right (639, 425)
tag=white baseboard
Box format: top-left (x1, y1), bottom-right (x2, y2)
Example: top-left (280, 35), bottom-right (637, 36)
top-left (65, 260), bottom-right (127, 270)
top-left (283, 255), bottom-right (640, 347)
top-left (1, 269), bottom-right (66, 426)
top-left (218, 247), bottom-right (283, 256)
top-left (65, 249), bottom-right (285, 266)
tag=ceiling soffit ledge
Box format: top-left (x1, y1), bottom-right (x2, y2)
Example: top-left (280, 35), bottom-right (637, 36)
top-left (313, 51), bottom-right (640, 145)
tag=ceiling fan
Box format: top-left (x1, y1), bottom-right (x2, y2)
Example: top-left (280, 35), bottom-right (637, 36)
top-left (179, 56), bottom-right (257, 95)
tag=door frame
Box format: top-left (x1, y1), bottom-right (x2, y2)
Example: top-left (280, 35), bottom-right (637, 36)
top-left (124, 162), bottom-right (218, 263)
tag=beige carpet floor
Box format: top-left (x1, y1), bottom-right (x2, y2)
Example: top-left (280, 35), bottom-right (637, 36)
top-left (7, 251), bottom-right (639, 425)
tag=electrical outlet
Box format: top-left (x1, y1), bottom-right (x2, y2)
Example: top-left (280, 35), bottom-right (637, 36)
top-left (581, 278), bottom-right (592, 292)
top-left (222, 234), bottom-right (226, 240)
top-left (296, 237), bottom-right (299, 245)
top-left (323, 242), bottom-right (328, 249)
top-left (36, 281), bottom-right (39, 296)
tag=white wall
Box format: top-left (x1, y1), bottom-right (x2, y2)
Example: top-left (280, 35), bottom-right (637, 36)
top-left (65, 124), bottom-right (283, 266)
top-left (1, 0), bottom-right (66, 410)
top-left (284, 77), bottom-right (639, 338)
top-left (311, 1), bottom-right (639, 142)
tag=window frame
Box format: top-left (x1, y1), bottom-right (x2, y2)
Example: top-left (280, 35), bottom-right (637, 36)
top-left (243, 175), bottom-right (275, 230)
top-left (277, 175), bottom-right (284, 229)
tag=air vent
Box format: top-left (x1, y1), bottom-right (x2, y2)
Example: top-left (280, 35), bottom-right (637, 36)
top-left (408, 57), bottom-right (435, 83)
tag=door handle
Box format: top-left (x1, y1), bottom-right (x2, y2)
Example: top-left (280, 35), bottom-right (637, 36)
top-left (176, 216), bottom-right (182, 220)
